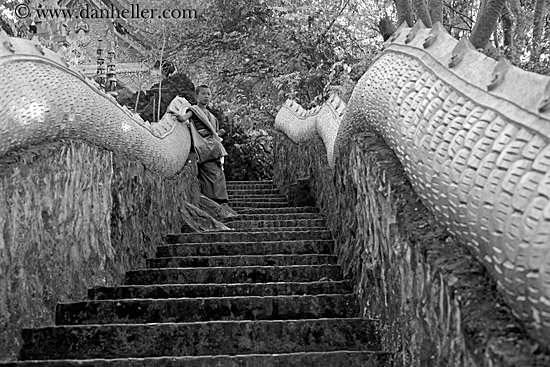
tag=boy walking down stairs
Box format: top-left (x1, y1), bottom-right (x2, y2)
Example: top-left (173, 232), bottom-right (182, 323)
top-left (5, 180), bottom-right (392, 366)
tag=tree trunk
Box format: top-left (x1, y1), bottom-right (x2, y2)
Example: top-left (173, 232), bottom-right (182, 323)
top-left (507, 0), bottom-right (529, 55)
top-left (152, 95), bottom-right (156, 122)
top-left (428, 0), bottom-right (443, 25)
top-left (413, 0), bottom-right (433, 26)
top-left (157, 31), bottom-right (166, 122)
top-left (508, 0), bottom-right (526, 37)
top-left (394, 0), bottom-right (415, 27)
top-left (470, 0), bottom-right (507, 49)
top-left (500, 3), bottom-right (514, 50)
top-left (531, 0), bottom-right (547, 62)
top-left (134, 89), bottom-right (141, 111)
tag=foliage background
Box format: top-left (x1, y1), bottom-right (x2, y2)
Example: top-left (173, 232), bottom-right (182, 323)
top-left (1, 0), bottom-right (547, 180)
top-left (117, 72), bottom-right (274, 181)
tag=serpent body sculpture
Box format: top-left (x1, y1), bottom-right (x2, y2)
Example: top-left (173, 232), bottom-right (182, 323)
top-left (0, 30), bottom-right (192, 177)
top-left (275, 22), bottom-right (550, 347)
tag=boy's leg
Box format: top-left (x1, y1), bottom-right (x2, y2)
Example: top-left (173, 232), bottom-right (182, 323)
top-left (198, 159), bottom-right (228, 203)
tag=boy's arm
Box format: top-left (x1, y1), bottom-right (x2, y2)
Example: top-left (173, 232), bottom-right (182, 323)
top-left (211, 114), bottom-right (226, 137)
top-left (176, 111), bottom-right (193, 125)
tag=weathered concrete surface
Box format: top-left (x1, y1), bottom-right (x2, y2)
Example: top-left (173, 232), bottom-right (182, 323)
top-left (165, 230), bottom-right (331, 243)
top-left (88, 280), bottom-right (354, 300)
top-left (156, 239), bottom-right (335, 257)
top-left (1, 351), bottom-right (392, 366)
top-left (124, 265), bottom-right (344, 285)
top-left (55, 294), bottom-right (359, 324)
top-left (0, 141), bottom-right (200, 360)
top-left (5, 180), bottom-right (388, 366)
top-left (274, 131), bottom-right (550, 366)
top-left (146, 254), bottom-right (337, 268)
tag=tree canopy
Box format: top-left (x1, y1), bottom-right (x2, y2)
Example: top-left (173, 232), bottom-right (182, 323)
top-left (1, 0), bottom-right (548, 125)
top-left (112, 0), bottom-right (548, 127)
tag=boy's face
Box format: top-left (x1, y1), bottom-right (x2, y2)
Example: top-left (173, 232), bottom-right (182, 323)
top-left (197, 88), bottom-right (211, 105)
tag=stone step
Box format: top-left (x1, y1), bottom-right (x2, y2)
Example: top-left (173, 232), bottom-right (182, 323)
top-left (228, 194), bottom-right (287, 200)
top-left (224, 213), bottom-right (324, 222)
top-left (226, 182), bottom-right (275, 190)
top-left (6, 179), bottom-right (391, 366)
top-left (228, 219), bottom-right (325, 230)
top-left (227, 180), bottom-right (274, 185)
top-left (88, 280), bottom-right (354, 300)
top-left (19, 318), bottom-right (380, 360)
top-left (235, 207), bottom-right (320, 215)
top-left (165, 230), bottom-right (332, 244)
top-left (125, 265), bottom-right (344, 285)
top-left (227, 188), bottom-right (280, 195)
top-left (147, 254), bottom-right (337, 268)
top-left (55, 294), bottom-right (359, 325)
top-left (229, 200), bottom-right (289, 207)
top-left (220, 226), bottom-right (326, 233)
top-left (230, 201), bottom-right (289, 208)
top-left (156, 239), bottom-right (334, 257)
top-left (2, 350), bottom-right (392, 367)
top-left (226, 184), bottom-right (276, 190)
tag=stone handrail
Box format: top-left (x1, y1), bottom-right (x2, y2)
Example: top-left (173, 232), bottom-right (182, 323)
top-left (0, 30), bottom-right (191, 177)
top-left (275, 21), bottom-right (550, 347)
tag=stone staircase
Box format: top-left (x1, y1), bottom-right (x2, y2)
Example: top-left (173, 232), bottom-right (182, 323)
top-left (5, 180), bottom-right (392, 366)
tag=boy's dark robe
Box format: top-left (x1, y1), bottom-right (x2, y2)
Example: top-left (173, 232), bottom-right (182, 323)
top-left (186, 106), bottom-right (228, 204)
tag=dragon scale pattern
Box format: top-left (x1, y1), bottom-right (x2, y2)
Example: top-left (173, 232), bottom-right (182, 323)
top-left (275, 96), bottom-right (345, 164)
top-left (276, 22), bottom-right (550, 346)
top-left (0, 31), bottom-right (192, 177)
